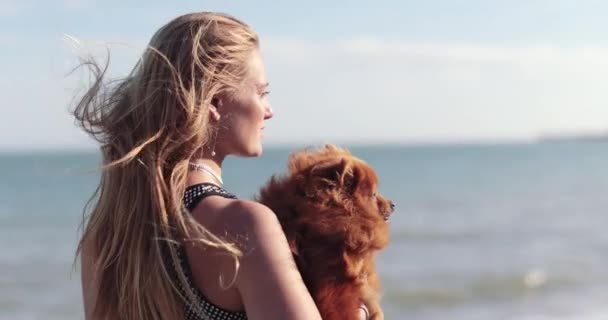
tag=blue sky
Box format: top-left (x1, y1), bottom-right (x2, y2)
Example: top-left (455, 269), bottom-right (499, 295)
top-left (2, 0), bottom-right (608, 150)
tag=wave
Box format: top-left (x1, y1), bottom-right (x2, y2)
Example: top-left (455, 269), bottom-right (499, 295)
top-left (381, 269), bottom-right (589, 308)
top-left (390, 228), bottom-right (486, 242)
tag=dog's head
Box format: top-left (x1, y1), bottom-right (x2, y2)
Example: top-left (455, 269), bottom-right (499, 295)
top-left (259, 144), bottom-right (394, 257)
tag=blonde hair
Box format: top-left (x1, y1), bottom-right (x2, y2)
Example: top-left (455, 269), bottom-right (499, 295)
top-left (73, 12), bottom-right (258, 320)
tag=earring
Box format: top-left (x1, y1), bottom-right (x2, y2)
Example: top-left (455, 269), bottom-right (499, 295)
top-left (210, 126), bottom-right (219, 157)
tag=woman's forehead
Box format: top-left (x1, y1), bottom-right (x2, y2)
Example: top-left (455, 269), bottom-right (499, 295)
top-left (245, 50), bottom-right (267, 81)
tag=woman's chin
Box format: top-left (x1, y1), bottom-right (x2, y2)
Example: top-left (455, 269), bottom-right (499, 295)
top-left (239, 144), bottom-right (263, 158)
top-left (250, 146), bottom-right (263, 157)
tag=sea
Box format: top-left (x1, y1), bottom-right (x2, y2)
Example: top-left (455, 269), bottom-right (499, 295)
top-left (2, 142), bottom-right (608, 320)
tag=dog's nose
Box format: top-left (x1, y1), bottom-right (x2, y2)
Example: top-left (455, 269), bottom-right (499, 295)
top-left (383, 201), bottom-right (395, 221)
top-left (384, 201), bottom-right (395, 221)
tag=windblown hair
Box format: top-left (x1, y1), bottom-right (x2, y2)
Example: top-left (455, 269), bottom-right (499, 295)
top-left (73, 12), bottom-right (258, 320)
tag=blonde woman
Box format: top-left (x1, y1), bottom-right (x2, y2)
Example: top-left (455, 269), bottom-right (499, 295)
top-left (74, 11), bottom-right (370, 320)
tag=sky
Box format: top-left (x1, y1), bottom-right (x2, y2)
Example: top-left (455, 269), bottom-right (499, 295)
top-left (2, 0), bottom-right (608, 150)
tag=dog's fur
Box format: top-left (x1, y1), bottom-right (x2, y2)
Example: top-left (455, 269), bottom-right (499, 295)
top-left (256, 145), bottom-right (394, 320)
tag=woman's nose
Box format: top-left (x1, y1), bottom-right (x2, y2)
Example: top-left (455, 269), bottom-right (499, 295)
top-left (264, 106), bottom-right (274, 120)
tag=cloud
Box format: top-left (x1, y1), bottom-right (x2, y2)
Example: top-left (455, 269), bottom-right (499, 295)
top-left (0, 32), bottom-right (19, 44)
top-left (0, 0), bottom-right (29, 16)
top-left (0, 0), bottom-right (95, 17)
top-left (3, 36), bottom-right (608, 150)
top-left (63, 0), bottom-right (95, 10)
top-left (265, 37), bottom-right (608, 67)
top-left (0, 34), bottom-right (147, 151)
top-left (261, 37), bottom-right (608, 144)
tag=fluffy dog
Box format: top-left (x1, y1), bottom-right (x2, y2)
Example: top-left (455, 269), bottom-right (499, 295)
top-left (256, 144), bottom-right (394, 320)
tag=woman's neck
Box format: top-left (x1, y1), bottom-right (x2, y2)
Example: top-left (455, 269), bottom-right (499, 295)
top-left (187, 157), bottom-right (224, 186)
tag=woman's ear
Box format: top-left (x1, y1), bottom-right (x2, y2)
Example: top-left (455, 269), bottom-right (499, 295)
top-left (209, 97), bottom-right (221, 121)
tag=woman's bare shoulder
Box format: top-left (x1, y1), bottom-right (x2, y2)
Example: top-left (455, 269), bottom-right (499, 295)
top-left (192, 197), bottom-right (322, 319)
top-left (191, 197), bottom-right (280, 237)
top-left (223, 199), bottom-right (280, 230)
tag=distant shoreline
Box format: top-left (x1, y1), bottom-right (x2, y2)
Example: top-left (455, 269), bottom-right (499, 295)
top-left (537, 133), bottom-right (608, 143)
top-left (3, 135), bottom-right (608, 154)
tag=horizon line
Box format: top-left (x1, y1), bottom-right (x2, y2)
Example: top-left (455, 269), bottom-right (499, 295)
top-left (5, 136), bottom-right (605, 154)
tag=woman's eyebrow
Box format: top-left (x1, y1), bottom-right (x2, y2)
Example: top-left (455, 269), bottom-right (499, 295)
top-left (256, 82), bottom-right (269, 89)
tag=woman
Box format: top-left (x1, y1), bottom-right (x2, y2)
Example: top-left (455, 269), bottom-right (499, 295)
top-left (75, 12), bottom-right (369, 320)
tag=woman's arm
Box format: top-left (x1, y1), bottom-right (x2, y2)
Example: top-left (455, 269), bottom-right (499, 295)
top-left (226, 200), bottom-right (322, 320)
top-left (190, 198), bottom-right (368, 320)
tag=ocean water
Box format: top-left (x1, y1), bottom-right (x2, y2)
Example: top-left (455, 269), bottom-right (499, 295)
top-left (2, 142), bottom-right (608, 320)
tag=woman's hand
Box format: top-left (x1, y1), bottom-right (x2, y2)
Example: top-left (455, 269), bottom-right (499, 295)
top-left (358, 303), bottom-right (370, 320)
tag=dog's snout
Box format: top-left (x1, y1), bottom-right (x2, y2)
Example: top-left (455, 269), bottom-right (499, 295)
top-left (382, 200), bottom-right (395, 221)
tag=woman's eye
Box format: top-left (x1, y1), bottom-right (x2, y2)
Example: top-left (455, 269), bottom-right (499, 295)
top-left (261, 90), bottom-right (270, 97)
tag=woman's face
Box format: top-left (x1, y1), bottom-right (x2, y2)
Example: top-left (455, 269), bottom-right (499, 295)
top-left (214, 50), bottom-right (274, 158)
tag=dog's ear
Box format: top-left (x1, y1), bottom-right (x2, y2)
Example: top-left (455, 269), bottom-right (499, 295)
top-left (342, 252), bottom-right (365, 278)
top-left (307, 158), bottom-right (360, 194)
top-left (345, 223), bottom-right (373, 253)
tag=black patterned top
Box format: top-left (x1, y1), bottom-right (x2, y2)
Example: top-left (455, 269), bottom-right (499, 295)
top-left (173, 183), bottom-right (247, 320)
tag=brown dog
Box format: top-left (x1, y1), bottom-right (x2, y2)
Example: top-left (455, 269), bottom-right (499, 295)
top-left (256, 144), bottom-right (394, 320)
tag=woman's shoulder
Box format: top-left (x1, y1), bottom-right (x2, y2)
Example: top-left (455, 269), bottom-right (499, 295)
top-left (190, 196), bottom-right (282, 239)
top-left (188, 194), bottom-right (322, 319)
top-left (221, 199), bottom-right (283, 240)
top-left (225, 199), bottom-right (276, 223)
